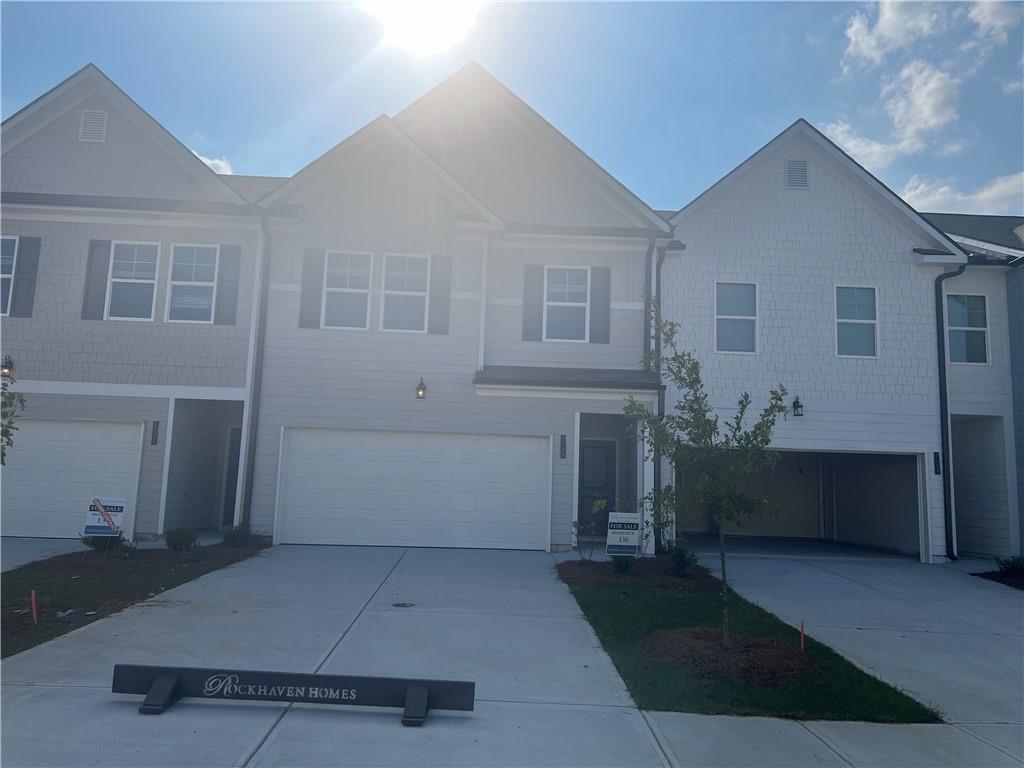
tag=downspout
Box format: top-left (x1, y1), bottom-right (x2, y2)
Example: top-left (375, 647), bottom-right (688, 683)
top-left (241, 215), bottom-right (272, 528)
top-left (935, 263), bottom-right (966, 561)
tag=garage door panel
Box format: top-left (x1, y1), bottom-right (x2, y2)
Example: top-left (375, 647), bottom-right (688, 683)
top-left (2, 420), bottom-right (142, 539)
top-left (279, 429), bottom-right (549, 550)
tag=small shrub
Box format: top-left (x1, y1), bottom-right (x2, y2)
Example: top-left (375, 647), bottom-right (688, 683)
top-left (995, 555), bottom-right (1024, 576)
top-left (612, 556), bottom-right (632, 575)
top-left (222, 523), bottom-right (252, 547)
top-left (164, 527), bottom-right (198, 553)
top-left (80, 533), bottom-right (125, 551)
top-left (671, 546), bottom-right (699, 577)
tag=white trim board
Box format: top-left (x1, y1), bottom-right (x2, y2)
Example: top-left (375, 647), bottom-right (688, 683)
top-left (14, 380), bottom-right (247, 400)
top-left (475, 384), bottom-right (658, 404)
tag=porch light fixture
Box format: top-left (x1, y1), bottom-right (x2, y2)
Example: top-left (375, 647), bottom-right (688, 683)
top-left (1, 355), bottom-right (13, 380)
top-left (415, 378), bottom-right (427, 400)
top-left (792, 396), bottom-right (803, 417)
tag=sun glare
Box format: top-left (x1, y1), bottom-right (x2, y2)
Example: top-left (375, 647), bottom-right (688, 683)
top-left (362, 1), bottom-right (481, 57)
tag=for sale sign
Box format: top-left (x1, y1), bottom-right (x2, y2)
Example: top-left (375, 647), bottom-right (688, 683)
top-left (84, 497), bottom-right (125, 536)
top-left (605, 512), bottom-right (640, 557)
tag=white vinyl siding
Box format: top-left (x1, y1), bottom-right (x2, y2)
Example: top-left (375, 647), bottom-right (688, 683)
top-left (947, 294), bottom-right (988, 364)
top-left (168, 244), bottom-right (218, 323)
top-left (836, 286), bottom-right (877, 357)
top-left (544, 266), bottom-right (589, 342)
top-left (322, 251), bottom-right (372, 330)
top-left (381, 253), bottom-right (429, 332)
top-left (715, 282), bottom-right (757, 353)
top-left (1, 236), bottom-right (17, 316)
top-left (106, 241), bottom-right (159, 321)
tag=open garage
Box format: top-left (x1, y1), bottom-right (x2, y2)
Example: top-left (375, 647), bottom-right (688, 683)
top-left (679, 451), bottom-right (923, 557)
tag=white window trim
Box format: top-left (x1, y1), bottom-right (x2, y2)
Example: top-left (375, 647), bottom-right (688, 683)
top-left (946, 292), bottom-right (990, 366)
top-left (166, 243), bottom-right (220, 324)
top-left (380, 252), bottom-right (431, 334)
top-left (835, 284), bottom-right (879, 359)
top-left (105, 241), bottom-right (160, 322)
top-left (1, 235), bottom-right (19, 318)
top-left (542, 265), bottom-right (591, 343)
top-left (321, 250), bottom-right (374, 331)
top-left (714, 280), bottom-right (758, 355)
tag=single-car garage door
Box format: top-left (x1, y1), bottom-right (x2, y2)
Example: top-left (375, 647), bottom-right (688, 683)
top-left (278, 428), bottom-right (551, 550)
top-left (1, 420), bottom-right (143, 538)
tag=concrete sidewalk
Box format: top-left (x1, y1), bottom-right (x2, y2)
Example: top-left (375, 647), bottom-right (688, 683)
top-left (2, 545), bottom-right (1020, 766)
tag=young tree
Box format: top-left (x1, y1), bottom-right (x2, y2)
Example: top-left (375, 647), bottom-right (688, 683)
top-left (1, 373), bottom-right (25, 466)
top-left (626, 321), bottom-right (788, 644)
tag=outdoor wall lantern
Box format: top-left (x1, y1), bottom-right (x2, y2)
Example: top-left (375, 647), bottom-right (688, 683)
top-left (792, 396), bottom-right (804, 417)
top-left (1, 355), bottom-right (13, 380)
top-left (415, 378), bottom-right (427, 400)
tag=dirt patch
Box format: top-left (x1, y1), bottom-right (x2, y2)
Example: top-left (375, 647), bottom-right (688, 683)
top-left (641, 627), bottom-right (817, 687)
top-left (557, 556), bottom-right (717, 589)
top-left (2, 540), bottom-right (269, 658)
top-left (974, 571), bottom-right (1024, 591)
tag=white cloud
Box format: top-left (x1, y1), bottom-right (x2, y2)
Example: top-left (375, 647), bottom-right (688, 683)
top-left (825, 60), bottom-right (959, 171)
top-left (901, 171), bottom-right (1024, 214)
top-left (192, 150), bottom-right (233, 175)
top-left (938, 140), bottom-right (967, 157)
top-left (843, 1), bottom-right (946, 68)
top-left (1003, 79), bottom-right (1024, 94)
top-left (968, 1), bottom-right (1021, 46)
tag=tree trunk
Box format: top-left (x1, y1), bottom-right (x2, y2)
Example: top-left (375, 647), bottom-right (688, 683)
top-left (718, 523), bottom-right (730, 646)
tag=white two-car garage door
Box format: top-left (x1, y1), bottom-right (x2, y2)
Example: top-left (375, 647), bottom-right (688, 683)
top-left (1, 420), bottom-right (143, 538)
top-left (278, 429), bottom-right (551, 550)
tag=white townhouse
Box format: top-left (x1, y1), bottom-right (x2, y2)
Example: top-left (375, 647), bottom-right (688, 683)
top-left (0, 63), bottom-right (1019, 562)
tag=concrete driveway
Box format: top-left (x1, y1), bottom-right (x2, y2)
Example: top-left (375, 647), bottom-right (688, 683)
top-left (693, 538), bottom-right (1024, 758)
top-left (1, 545), bottom-right (664, 767)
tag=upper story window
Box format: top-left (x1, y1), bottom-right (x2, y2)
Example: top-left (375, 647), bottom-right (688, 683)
top-left (544, 266), bottom-right (589, 342)
top-left (168, 245), bottom-right (218, 323)
top-left (323, 251), bottom-right (372, 329)
top-left (381, 253), bottom-right (429, 332)
top-left (836, 286), bottom-right (877, 357)
top-left (107, 242), bottom-right (159, 321)
top-left (715, 282), bottom-right (757, 353)
top-left (1, 236), bottom-right (17, 316)
top-left (947, 294), bottom-right (988, 364)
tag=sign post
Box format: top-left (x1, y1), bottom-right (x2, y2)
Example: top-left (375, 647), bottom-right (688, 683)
top-left (605, 512), bottom-right (641, 557)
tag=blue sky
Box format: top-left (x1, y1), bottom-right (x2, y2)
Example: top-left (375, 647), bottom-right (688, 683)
top-left (2, 1), bottom-right (1022, 213)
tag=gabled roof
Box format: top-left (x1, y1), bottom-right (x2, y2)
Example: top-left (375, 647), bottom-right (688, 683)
top-left (2, 63), bottom-right (247, 205)
top-left (921, 213), bottom-right (1024, 253)
top-left (669, 118), bottom-right (965, 258)
top-left (258, 114), bottom-right (502, 228)
top-left (393, 62), bottom-right (670, 234)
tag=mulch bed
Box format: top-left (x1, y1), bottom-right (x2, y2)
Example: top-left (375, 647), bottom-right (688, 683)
top-left (557, 556), bottom-right (718, 589)
top-left (974, 570), bottom-right (1024, 591)
top-left (642, 627), bottom-right (818, 687)
top-left (2, 540), bottom-right (269, 658)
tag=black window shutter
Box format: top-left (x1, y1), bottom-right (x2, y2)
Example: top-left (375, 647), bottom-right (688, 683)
top-left (81, 239), bottom-right (111, 320)
top-left (522, 264), bottom-right (544, 341)
top-left (9, 237), bottom-right (41, 318)
top-left (589, 266), bottom-right (611, 344)
top-left (299, 248), bottom-right (325, 328)
top-left (427, 253), bottom-right (452, 335)
top-left (214, 245), bottom-right (242, 325)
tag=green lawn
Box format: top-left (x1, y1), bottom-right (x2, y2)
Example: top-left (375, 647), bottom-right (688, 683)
top-left (564, 564), bottom-right (940, 722)
top-left (3, 540), bottom-right (268, 658)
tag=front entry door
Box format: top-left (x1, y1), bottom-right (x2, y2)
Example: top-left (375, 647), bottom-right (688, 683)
top-left (578, 440), bottom-right (616, 536)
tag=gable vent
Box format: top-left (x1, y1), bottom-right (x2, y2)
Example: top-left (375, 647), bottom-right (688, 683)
top-left (78, 110), bottom-right (108, 143)
top-left (785, 159), bottom-right (808, 189)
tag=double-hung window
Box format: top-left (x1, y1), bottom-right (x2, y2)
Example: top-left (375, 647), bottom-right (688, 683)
top-left (947, 294), bottom-right (988, 364)
top-left (381, 253), bottom-right (429, 332)
top-left (835, 286), bottom-right (877, 357)
top-left (107, 242), bottom-right (159, 320)
top-left (168, 245), bottom-right (218, 322)
top-left (323, 251), bottom-right (372, 329)
top-left (1, 236), bottom-right (17, 316)
top-left (715, 282), bottom-right (757, 353)
top-left (544, 266), bottom-right (589, 341)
